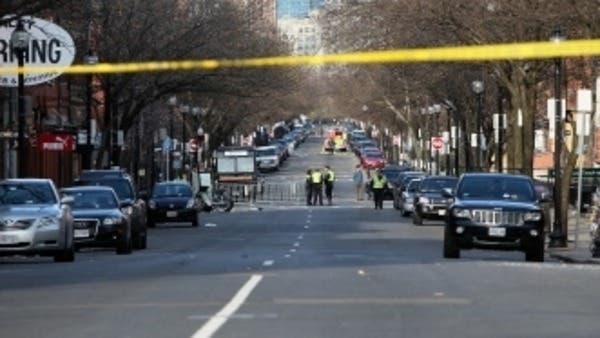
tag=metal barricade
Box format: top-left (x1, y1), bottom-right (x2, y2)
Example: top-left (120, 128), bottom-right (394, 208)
top-left (221, 181), bottom-right (306, 203)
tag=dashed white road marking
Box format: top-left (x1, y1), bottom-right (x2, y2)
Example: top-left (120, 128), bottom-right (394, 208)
top-left (293, 242), bottom-right (300, 247)
top-left (289, 249), bottom-right (296, 253)
top-left (191, 274), bottom-right (263, 338)
top-left (304, 226), bottom-right (310, 229)
top-left (189, 313), bottom-right (278, 320)
top-left (434, 292), bottom-right (445, 297)
top-left (262, 260), bottom-right (274, 267)
top-left (284, 254), bottom-right (291, 258)
top-left (298, 234), bottom-right (304, 240)
top-left (204, 223), bottom-right (217, 228)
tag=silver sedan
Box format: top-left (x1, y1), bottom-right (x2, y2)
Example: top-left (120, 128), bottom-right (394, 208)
top-left (0, 179), bottom-right (75, 262)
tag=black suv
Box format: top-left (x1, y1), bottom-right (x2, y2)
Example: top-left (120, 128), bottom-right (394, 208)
top-left (74, 169), bottom-right (147, 250)
top-left (443, 173), bottom-right (548, 262)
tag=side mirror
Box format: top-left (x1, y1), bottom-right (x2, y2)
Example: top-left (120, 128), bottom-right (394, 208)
top-left (442, 188), bottom-right (454, 198)
top-left (538, 192), bottom-right (551, 203)
top-left (60, 196), bottom-right (74, 204)
top-left (120, 200), bottom-right (133, 208)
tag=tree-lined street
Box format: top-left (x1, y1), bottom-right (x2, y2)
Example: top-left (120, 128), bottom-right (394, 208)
top-left (2, 135), bottom-right (600, 338)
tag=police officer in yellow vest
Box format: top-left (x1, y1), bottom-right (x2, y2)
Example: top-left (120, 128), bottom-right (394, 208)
top-left (311, 169), bottom-right (324, 206)
top-left (305, 169), bottom-right (313, 206)
top-left (324, 165), bottom-right (335, 205)
top-left (371, 169), bottom-right (387, 209)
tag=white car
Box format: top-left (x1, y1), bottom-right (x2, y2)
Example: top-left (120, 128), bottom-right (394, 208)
top-left (0, 179), bottom-right (75, 262)
top-left (256, 146), bottom-right (280, 172)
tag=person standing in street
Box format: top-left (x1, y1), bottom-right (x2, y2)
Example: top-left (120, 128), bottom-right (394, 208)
top-left (305, 169), bottom-right (313, 206)
top-left (353, 164), bottom-right (364, 201)
top-left (324, 165), bottom-right (335, 205)
top-left (371, 169), bottom-right (387, 209)
top-left (311, 168), bottom-right (324, 206)
top-left (365, 168), bottom-right (373, 200)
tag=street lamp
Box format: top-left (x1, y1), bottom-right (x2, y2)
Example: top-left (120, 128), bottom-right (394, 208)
top-left (180, 104), bottom-right (190, 171)
top-left (549, 26), bottom-right (567, 248)
top-left (471, 80), bottom-right (484, 170)
top-left (11, 18), bottom-right (30, 178)
top-left (430, 104), bottom-right (442, 175)
top-left (82, 50), bottom-right (98, 169)
top-left (167, 96), bottom-right (177, 181)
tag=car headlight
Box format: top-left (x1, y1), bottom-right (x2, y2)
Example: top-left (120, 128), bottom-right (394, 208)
top-left (453, 209), bottom-right (471, 219)
top-left (121, 206), bottom-right (133, 216)
top-left (36, 216), bottom-right (59, 229)
top-left (419, 196), bottom-right (430, 204)
top-left (148, 200), bottom-right (156, 209)
top-left (186, 199), bottom-right (195, 208)
top-left (103, 217), bottom-right (123, 226)
top-left (523, 211), bottom-right (542, 222)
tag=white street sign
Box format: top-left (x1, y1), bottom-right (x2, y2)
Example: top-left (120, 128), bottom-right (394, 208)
top-left (0, 15), bottom-right (76, 87)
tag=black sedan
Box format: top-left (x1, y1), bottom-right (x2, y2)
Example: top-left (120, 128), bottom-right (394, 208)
top-left (60, 186), bottom-right (132, 255)
top-left (443, 173), bottom-right (548, 262)
top-left (147, 181), bottom-right (200, 227)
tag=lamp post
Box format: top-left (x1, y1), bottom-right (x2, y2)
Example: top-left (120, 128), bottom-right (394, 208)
top-left (167, 96), bottom-right (177, 181)
top-left (11, 18), bottom-right (30, 178)
top-left (83, 50), bottom-right (98, 169)
top-left (471, 80), bottom-right (484, 170)
top-left (180, 105), bottom-right (190, 171)
top-left (549, 26), bottom-right (567, 248)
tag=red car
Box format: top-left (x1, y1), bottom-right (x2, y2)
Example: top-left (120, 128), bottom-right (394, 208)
top-left (361, 152), bottom-right (386, 169)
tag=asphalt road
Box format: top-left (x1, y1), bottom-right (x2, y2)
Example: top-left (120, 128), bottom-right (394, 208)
top-left (2, 135), bottom-right (600, 338)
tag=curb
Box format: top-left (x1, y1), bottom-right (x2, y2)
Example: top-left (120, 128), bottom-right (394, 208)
top-left (549, 253), bottom-right (600, 265)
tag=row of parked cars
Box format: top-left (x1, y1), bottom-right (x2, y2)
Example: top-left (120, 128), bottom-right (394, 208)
top-left (255, 124), bottom-right (312, 172)
top-left (347, 129), bottom-right (386, 169)
top-left (0, 169), bottom-right (206, 262)
top-left (387, 170), bottom-right (550, 262)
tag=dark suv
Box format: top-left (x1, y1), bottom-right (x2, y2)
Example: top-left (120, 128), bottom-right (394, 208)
top-left (412, 176), bottom-right (458, 225)
top-left (443, 173), bottom-right (547, 262)
top-left (74, 169), bottom-right (147, 250)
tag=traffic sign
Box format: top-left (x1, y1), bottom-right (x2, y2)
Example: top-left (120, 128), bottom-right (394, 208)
top-left (432, 137), bottom-right (443, 150)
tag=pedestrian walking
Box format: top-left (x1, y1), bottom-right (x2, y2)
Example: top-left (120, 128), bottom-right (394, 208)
top-left (371, 169), bottom-right (387, 209)
top-left (311, 168), bottom-right (324, 206)
top-left (353, 164), bottom-right (364, 201)
top-left (305, 169), bottom-right (313, 206)
top-left (324, 165), bottom-right (335, 205)
top-left (365, 168), bottom-right (373, 200)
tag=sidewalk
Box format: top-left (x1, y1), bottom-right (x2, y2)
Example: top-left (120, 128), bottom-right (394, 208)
top-left (547, 207), bottom-right (600, 264)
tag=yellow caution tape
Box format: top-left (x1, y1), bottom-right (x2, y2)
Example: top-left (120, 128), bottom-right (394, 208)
top-left (2, 39), bottom-right (600, 75)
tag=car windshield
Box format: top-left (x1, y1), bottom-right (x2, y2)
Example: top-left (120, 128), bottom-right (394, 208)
top-left (78, 179), bottom-right (134, 200)
top-left (63, 190), bottom-right (118, 209)
top-left (419, 178), bottom-right (458, 193)
top-left (257, 148), bottom-right (277, 156)
top-left (382, 169), bottom-right (402, 180)
top-left (0, 182), bottom-right (57, 205)
top-left (152, 184), bottom-right (193, 198)
top-left (407, 180), bottom-right (421, 192)
top-left (458, 176), bottom-right (536, 201)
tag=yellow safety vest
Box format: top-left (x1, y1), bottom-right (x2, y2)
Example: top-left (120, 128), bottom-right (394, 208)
top-left (326, 170), bottom-right (335, 182)
top-left (372, 175), bottom-right (387, 189)
top-left (311, 171), bottom-right (323, 184)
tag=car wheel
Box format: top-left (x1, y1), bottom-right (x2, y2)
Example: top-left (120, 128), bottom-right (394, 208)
top-left (133, 231), bottom-right (147, 250)
top-left (443, 226), bottom-right (460, 259)
top-left (413, 208), bottom-right (423, 225)
top-left (54, 234), bottom-right (75, 263)
top-left (116, 232), bottom-right (133, 255)
top-left (525, 238), bottom-right (544, 262)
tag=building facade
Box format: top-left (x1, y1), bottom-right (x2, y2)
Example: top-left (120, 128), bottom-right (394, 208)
top-left (278, 16), bottom-right (321, 55)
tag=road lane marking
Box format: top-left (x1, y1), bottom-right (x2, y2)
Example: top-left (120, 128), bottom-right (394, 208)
top-left (434, 292), bottom-right (445, 297)
top-left (191, 274), bottom-right (263, 338)
top-left (304, 226), bottom-right (310, 229)
top-left (273, 297), bottom-right (471, 305)
top-left (262, 260), bottom-right (274, 267)
top-left (189, 313), bottom-right (278, 320)
top-left (289, 249), bottom-right (296, 253)
top-left (298, 234), bottom-right (304, 240)
top-left (293, 242), bottom-right (300, 247)
top-left (284, 254), bottom-right (291, 258)
top-left (204, 223), bottom-right (217, 227)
